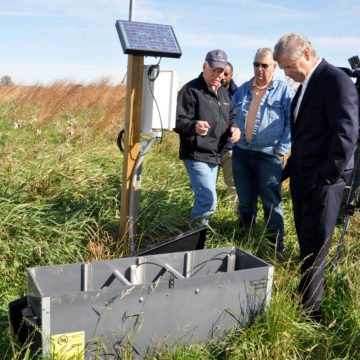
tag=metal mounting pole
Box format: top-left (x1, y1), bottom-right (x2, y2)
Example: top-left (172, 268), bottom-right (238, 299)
top-left (129, 0), bottom-right (135, 21)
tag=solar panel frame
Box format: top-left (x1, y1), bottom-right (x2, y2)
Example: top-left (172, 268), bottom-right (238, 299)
top-left (116, 20), bottom-right (182, 58)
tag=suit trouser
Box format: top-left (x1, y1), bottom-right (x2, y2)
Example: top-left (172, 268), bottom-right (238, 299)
top-left (290, 177), bottom-right (346, 311)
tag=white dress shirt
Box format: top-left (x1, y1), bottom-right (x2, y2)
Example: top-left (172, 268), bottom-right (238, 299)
top-left (294, 57), bottom-right (323, 121)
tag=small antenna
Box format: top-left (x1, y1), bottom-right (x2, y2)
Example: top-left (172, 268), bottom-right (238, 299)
top-left (129, 0), bottom-right (135, 21)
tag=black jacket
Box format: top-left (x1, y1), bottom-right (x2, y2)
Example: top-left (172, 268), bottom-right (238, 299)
top-left (174, 73), bottom-right (237, 164)
top-left (283, 59), bottom-right (358, 189)
top-left (227, 78), bottom-right (238, 98)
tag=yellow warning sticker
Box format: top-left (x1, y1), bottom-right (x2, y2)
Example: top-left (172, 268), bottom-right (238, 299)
top-left (52, 331), bottom-right (85, 360)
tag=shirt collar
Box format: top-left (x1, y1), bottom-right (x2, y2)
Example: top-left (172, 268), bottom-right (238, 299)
top-left (251, 77), bottom-right (273, 91)
top-left (303, 57), bottom-right (322, 86)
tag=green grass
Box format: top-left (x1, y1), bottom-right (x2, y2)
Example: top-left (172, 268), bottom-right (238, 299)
top-left (1, 101), bottom-right (359, 359)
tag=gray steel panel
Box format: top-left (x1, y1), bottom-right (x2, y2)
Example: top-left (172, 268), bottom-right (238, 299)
top-left (26, 246), bottom-right (273, 358)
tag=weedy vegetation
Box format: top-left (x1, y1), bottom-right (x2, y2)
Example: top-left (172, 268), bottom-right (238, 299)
top-left (0, 81), bottom-right (359, 359)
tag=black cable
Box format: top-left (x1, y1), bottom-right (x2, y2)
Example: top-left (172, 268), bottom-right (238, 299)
top-left (147, 64), bottom-right (160, 82)
top-left (134, 252), bottom-right (233, 278)
top-left (117, 129), bottom-right (125, 153)
top-left (118, 58), bottom-right (165, 150)
top-left (146, 58), bottom-right (164, 143)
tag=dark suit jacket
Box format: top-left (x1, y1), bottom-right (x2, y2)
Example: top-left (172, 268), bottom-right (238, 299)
top-left (283, 59), bottom-right (358, 193)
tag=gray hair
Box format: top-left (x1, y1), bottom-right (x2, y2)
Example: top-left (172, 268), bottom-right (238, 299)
top-left (254, 48), bottom-right (274, 60)
top-left (274, 34), bottom-right (316, 61)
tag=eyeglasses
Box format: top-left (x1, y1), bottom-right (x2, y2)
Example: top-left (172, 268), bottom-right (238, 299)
top-left (253, 62), bottom-right (273, 69)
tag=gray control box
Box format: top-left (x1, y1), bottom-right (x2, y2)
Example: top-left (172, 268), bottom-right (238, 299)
top-left (26, 246), bottom-right (273, 358)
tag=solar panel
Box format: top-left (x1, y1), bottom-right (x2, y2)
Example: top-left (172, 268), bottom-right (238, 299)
top-left (115, 20), bottom-right (182, 58)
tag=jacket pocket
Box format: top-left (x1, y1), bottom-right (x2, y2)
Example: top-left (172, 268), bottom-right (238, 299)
top-left (266, 99), bottom-right (282, 121)
top-left (262, 99), bottom-right (283, 145)
top-left (181, 136), bottom-right (196, 155)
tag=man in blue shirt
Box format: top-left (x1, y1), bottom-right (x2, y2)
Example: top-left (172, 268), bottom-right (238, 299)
top-left (232, 48), bottom-right (294, 252)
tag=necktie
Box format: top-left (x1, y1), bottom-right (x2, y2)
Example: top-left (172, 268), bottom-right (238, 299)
top-left (293, 84), bottom-right (303, 121)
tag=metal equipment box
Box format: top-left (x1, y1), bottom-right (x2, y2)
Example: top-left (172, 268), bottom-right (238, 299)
top-left (24, 246), bottom-right (273, 359)
top-left (140, 65), bottom-right (178, 135)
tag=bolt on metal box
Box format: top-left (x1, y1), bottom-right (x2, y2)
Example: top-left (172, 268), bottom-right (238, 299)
top-left (25, 246), bottom-right (273, 358)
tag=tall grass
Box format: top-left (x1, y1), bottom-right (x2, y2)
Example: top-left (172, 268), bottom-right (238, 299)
top-left (0, 82), bottom-right (359, 359)
top-left (0, 79), bottom-right (126, 138)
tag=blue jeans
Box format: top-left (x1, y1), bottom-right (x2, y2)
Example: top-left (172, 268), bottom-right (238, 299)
top-left (184, 159), bottom-right (218, 223)
top-left (232, 147), bottom-right (284, 249)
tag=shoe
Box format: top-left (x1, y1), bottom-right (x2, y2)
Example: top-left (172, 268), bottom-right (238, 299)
top-left (274, 247), bottom-right (285, 257)
top-left (301, 305), bottom-right (322, 323)
top-left (191, 216), bottom-right (210, 227)
top-left (267, 234), bottom-right (285, 253)
top-left (309, 308), bottom-right (322, 323)
top-left (238, 223), bottom-right (250, 237)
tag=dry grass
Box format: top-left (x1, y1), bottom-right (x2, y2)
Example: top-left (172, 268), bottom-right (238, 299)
top-left (0, 79), bottom-right (126, 135)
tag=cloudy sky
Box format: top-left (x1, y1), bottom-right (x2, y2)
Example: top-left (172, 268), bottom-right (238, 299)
top-left (1, 0), bottom-right (359, 86)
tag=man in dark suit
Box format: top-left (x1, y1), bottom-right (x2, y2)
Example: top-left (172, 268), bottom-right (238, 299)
top-left (274, 34), bottom-right (359, 320)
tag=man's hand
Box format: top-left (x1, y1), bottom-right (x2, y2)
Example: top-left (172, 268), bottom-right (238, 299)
top-left (196, 120), bottom-right (211, 136)
top-left (230, 127), bottom-right (240, 143)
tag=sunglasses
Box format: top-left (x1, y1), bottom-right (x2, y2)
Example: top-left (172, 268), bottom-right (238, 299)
top-left (253, 62), bottom-right (273, 69)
